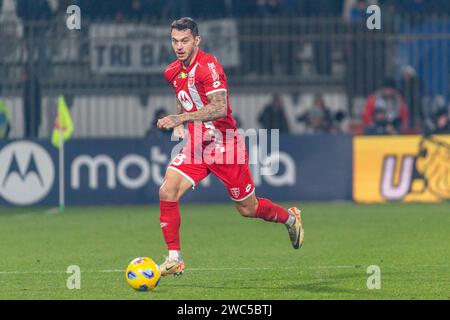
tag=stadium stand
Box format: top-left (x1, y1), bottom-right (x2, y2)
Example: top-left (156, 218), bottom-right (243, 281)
top-left (0, 0), bottom-right (449, 138)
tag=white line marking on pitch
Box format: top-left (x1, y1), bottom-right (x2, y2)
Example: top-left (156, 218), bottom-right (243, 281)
top-left (0, 264), bottom-right (448, 275)
top-left (1, 208), bottom-right (60, 219)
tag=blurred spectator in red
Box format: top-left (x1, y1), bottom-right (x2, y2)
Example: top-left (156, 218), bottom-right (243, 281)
top-left (362, 78), bottom-right (409, 134)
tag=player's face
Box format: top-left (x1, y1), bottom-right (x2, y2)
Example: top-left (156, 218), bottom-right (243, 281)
top-left (171, 29), bottom-right (200, 63)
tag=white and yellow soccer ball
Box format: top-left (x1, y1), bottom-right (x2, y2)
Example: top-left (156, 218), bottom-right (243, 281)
top-left (125, 257), bottom-right (161, 291)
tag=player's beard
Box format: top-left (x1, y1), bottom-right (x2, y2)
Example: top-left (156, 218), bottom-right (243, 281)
top-left (179, 47), bottom-right (198, 67)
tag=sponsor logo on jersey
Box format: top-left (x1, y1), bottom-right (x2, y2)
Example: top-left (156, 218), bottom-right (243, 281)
top-left (178, 72), bottom-right (187, 79)
top-left (208, 62), bottom-right (220, 81)
top-left (245, 184), bottom-right (252, 193)
top-left (177, 90), bottom-right (194, 111)
top-left (212, 81), bottom-right (221, 89)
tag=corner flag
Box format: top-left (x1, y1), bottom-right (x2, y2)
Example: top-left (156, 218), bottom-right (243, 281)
top-left (51, 95), bottom-right (74, 148)
top-left (51, 95), bottom-right (74, 212)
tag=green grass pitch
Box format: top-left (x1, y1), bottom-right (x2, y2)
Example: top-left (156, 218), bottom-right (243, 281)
top-left (0, 202), bottom-right (449, 299)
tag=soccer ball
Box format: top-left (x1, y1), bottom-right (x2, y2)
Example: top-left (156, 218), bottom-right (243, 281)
top-left (125, 257), bottom-right (161, 291)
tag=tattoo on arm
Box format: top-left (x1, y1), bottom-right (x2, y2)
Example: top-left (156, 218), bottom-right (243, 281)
top-left (182, 91), bottom-right (227, 123)
top-left (176, 100), bottom-right (183, 114)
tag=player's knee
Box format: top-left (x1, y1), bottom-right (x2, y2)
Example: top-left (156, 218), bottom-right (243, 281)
top-left (235, 202), bottom-right (258, 218)
top-left (159, 185), bottom-right (180, 202)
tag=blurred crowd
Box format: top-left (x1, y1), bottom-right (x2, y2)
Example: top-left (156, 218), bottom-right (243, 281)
top-left (2, 0), bottom-right (450, 23)
top-left (144, 87), bottom-right (449, 138)
top-left (1, 0), bottom-right (449, 138)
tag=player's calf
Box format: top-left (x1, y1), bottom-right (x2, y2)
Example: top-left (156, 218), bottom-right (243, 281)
top-left (234, 195), bottom-right (290, 224)
top-left (234, 196), bottom-right (258, 217)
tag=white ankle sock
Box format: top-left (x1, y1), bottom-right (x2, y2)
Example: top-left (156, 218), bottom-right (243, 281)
top-left (285, 214), bottom-right (296, 227)
top-left (169, 250), bottom-right (181, 261)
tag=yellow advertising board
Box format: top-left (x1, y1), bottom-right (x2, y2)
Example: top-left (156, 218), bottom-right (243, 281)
top-left (353, 135), bottom-right (450, 203)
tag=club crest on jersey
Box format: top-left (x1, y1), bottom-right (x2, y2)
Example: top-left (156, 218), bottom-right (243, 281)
top-left (230, 187), bottom-right (240, 198)
top-left (178, 72), bottom-right (187, 79)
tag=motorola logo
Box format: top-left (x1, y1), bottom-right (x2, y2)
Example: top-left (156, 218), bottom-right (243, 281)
top-left (0, 141), bottom-right (54, 205)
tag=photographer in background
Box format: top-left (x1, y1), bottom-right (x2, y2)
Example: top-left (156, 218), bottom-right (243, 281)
top-left (258, 94), bottom-right (290, 133)
top-left (297, 94), bottom-right (347, 134)
top-left (146, 107), bottom-right (173, 139)
top-left (362, 78), bottom-right (409, 134)
top-left (298, 94), bottom-right (332, 134)
top-left (432, 108), bottom-right (450, 134)
top-left (363, 102), bottom-right (397, 135)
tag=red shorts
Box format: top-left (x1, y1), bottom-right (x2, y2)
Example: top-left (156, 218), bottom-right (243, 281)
top-left (167, 145), bottom-right (255, 202)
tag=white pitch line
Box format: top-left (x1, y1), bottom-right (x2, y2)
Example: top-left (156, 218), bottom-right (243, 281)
top-left (0, 264), bottom-right (447, 275)
top-left (2, 208), bottom-right (60, 219)
top-left (0, 266), bottom-right (331, 275)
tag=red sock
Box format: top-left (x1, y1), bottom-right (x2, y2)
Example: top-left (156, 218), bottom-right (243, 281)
top-left (160, 201), bottom-right (181, 250)
top-left (253, 198), bottom-right (290, 223)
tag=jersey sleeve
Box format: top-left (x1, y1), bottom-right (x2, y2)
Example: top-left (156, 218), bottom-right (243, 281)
top-left (164, 63), bottom-right (178, 89)
top-left (199, 58), bottom-right (228, 96)
top-left (164, 68), bottom-right (174, 85)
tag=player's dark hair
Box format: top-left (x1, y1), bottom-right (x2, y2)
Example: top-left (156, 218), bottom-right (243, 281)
top-left (171, 17), bottom-right (199, 37)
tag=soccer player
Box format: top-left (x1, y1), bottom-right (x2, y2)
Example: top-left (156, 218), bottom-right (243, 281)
top-left (157, 18), bottom-right (304, 276)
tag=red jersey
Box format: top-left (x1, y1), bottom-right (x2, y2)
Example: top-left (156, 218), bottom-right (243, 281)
top-left (164, 50), bottom-right (238, 151)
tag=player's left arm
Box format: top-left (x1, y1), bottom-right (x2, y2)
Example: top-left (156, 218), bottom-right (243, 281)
top-left (173, 100), bottom-right (186, 138)
top-left (157, 91), bottom-right (227, 129)
top-left (182, 90), bottom-right (227, 123)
